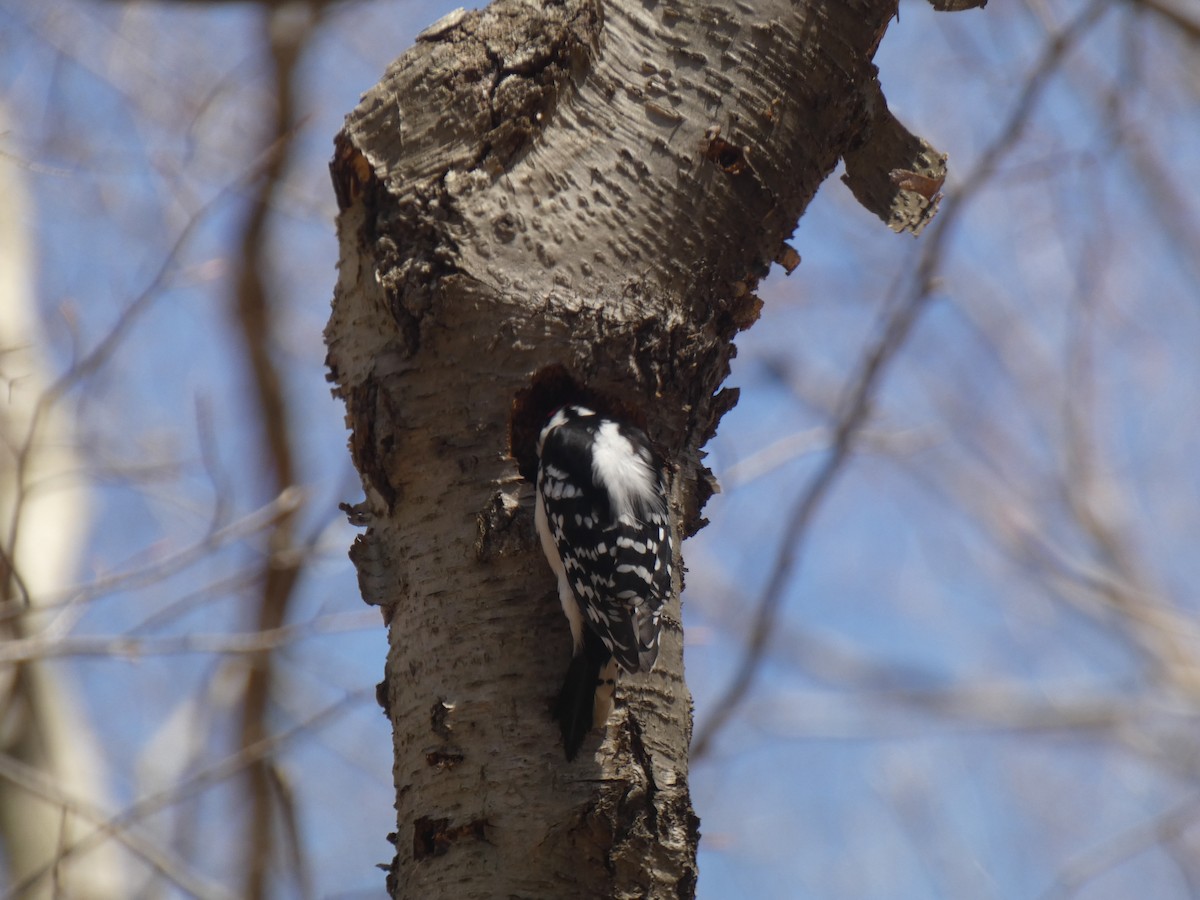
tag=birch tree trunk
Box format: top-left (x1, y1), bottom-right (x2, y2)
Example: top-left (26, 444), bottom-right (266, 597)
top-left (325, 0), bottom-right (947, 896)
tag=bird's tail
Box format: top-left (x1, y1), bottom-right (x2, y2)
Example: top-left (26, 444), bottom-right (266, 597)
top-left (555, 629), bottom-right (616, 761)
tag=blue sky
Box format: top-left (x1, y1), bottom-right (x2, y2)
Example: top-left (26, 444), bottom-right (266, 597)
top-left (3, 0), bottom-right (1199, 897)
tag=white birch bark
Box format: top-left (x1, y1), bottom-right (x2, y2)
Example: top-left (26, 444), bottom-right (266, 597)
top-left (326, 0), bottom-right (944, 895)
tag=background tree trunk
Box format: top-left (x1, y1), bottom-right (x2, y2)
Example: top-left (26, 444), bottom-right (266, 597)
top-left (326, 0), bottom-right (941, 895)
top-left (0, 102), bottom-right (127, 899)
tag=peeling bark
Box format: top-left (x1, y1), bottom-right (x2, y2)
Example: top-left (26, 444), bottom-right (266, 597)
top-left (842, 79), bottom-right (947, 235)
top-left (326, 0), bottom-right (946, 895)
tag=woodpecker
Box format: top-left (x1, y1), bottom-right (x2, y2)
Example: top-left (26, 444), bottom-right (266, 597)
top-left (534, 405), bottom-right (674, 760)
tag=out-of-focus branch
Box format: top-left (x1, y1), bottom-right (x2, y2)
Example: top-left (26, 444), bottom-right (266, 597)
top-left (1059, 303), bottom-right (1200, 695)
top-left (0, 610), bottom-right (376, 664)
top-left (5, 690), bottom-right (367, 899)
top-left (0, 100), bottom-right (129, 899)
top-left (0, 753), bottom-right (235, 900)
top-left (691, 0), bottom-right (1113, 762)
top-left (1129, 0), bottom-right (1200, 41)
top-left (691, 575), bottom-right (1137, 738)
top-left (1, 131), bottom-right (299, 623)
top-left (0, 488), bottom-right (303, 629)
top-left (4, 174), bottom-right (214, 612)
top-left (1038, 794), bottom-right (1200, 900)
top-left (719, 424), bottom-right (934, 490)
top-left (751, 686), bottom-right (1129, 739)
top-left (227, 5), bottom-right (322, 897)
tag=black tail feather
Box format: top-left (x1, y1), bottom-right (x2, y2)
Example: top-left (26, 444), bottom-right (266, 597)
top-left (555, 629), bottom-right (610, 761)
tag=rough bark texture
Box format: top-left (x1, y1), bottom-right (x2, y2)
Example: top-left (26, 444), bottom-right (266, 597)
top-left (326, 0), bottom-right (939, 896)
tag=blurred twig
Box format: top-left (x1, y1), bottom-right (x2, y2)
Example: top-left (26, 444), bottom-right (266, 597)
top-left (4, 689), bottom-right (367, 898)
top-left (720, 424), bottom-right (934, 489)
top-left (1129, 0), bottom-right (1200, 41)
top-left (0, 610), bottom-right (377, 664)
top-left (228, 6), bottom-right (323, 898)
top-left (691, 0), bottom-right (1113, 762)
top-left (1038, 794), bottom-right (1200, 899)
top-left (0, 488), bottom-right (303, 627)
top-left (0, 753), bottom-right (236, 900)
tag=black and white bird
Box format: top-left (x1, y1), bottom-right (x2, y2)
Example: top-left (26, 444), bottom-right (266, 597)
top-left (534, 405), bottom-right (674, 760)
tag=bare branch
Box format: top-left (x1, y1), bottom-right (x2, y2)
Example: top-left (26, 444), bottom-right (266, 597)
top-left (225, 6), bottom-right (325, 895)
top-left (691, 0), bottom-right (1113, 761)
top-left (1038, 795), bottom-right (1200, 900)
top-left (0, 610), bottom-right (377, 664)
top-left (4, 690), bottom-right (367, 898)
top-left (0, 753), bottom-right (237, 900)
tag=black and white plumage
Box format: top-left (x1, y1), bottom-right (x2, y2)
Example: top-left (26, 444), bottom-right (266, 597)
top-left (534, 405), bottom-right (674, 760)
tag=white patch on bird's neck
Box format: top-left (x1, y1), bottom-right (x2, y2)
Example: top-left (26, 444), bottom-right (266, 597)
top-left (592, 420), bottom-right (656, 521)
